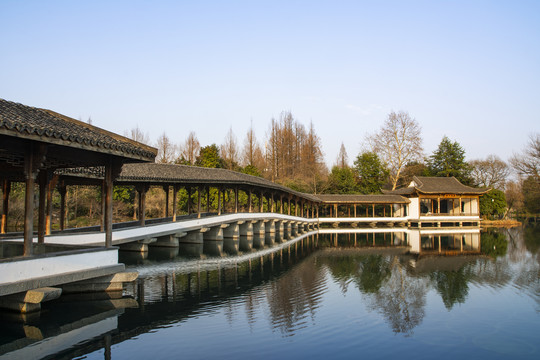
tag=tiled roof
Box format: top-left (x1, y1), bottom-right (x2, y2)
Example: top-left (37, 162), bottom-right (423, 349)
top-left (315, 194), bottom-right (410, 204)
top-left (58, 163), bottom-right (321, 202)
top-left (118, 163), bottom-right (321, 202)
top-left (384, 176), bottom-right (490, 196)
top-left (0, 98), bottom-right (157, 161)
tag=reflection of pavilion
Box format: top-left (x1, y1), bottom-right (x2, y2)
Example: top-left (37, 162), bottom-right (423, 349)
top-left (319, 228), bottom-right (481, 256)
top-left (407, 228), bottom-right (481, 255)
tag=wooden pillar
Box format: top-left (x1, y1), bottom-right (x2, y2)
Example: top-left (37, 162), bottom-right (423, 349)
top-left (137, 185), bottom-right (149, 226)
top-left (104, 159), bottom-right (121, 248)
top-left (197, 186), bottom-right (202, 218)
top-left (59, 183), bottom-right (67, 231)
top-left (248, 189), bottom-right (252, 213)
top-left (99, 183), bottom-right (105, 232)
top-left (235, 187), bottom-right (239, 213)
top-left (353, 204), bottom-right (357, 217)
top-left (372, 204), bottom-right (375, 217)
top-left (23, 144), bottom-right (46, 256)
top-left (288, 197), bottom-right (291, 215)
top-left (163, 185), bottom-right (169, 218)
top-left (334, 204), bottom-right (337, 218)
top-left (218, 188), bottom-right (222, 215)
top-left (270, 193), bottom-right (274, 213)
top-left (206, 186), bottom-right (210, 213)
top-left (45, 174), bottom-right (58, 235)
top-left (437, 197), bottom-right (440, 214)
top-left (172, 185), bottom-right (179, 222)
top-left (187, 187), bottom-right (192, 215)
top-left (1, 180), bottom-right (11, 234)
top-left (260, 191), bottom-right (264, 212)
top-left (295, 199), bottom-right (298, 216)
top-left (37, 171), bottom-right (48, 244)
top-left (280, 195), bottom-right (284, 214)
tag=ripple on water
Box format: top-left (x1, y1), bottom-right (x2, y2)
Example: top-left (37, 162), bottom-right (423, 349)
top-left (472, 336), bottom-right (537, 357)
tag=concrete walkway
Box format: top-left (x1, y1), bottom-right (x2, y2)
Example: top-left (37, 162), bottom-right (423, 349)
top-left (9, 213), bottom-right (318, 247)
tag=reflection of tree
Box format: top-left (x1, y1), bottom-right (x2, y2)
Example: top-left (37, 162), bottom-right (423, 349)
top-left (430, 268), bottom-right (472, 309)
top-left (265, 258), bottom-right (327, 336)
top-left (355, 255), bottom-right (391, 294)
top-left (366, 257), bottom-right (427, 336)
top-left (326, 256), bottom-right (358, 293)
top-left (523, 225), bottom-right (540, 255)
top-left (481, 229), bottom-right (508, 258)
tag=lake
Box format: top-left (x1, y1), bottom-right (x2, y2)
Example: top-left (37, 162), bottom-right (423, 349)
top-left (1, 226), bottom-right (539, 360)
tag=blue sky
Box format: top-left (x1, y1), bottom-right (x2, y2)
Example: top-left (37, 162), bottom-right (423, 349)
top-left (1, 0), bottom-right (539, 167)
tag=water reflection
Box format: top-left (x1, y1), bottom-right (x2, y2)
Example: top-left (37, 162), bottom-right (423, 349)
top-left (2, 227), bottom-right (540, 359)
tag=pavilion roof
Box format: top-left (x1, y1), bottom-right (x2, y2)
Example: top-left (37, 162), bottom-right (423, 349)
top-left (0, 98), bottom-right (157, 162)
top-left (383, 176), bottom-right (490, 196)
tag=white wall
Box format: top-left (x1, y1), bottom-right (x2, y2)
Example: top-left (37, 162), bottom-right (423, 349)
top-left (0, 249), bottom-right (118, 284)
top-left (408, 197), bottom-right (419, 219)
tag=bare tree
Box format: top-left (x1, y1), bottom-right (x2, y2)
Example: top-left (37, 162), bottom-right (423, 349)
top-left (367, 111), bottom-right (423, 190)
top-left (505, 180), bottom-right (524, 214)
top-left (155, 132), bottom-right (177, 164)
top-left (302, 121), bottom-right (327, 193)
top-left (242, 122), bottom-right (265, 170)
top-left (179, 131), bottom-right (200, 165)
top-left (510, 133), bottom-right (540, 179)
top-left (221, 127), bottom-right (239, 170)
top-left (125, 126), bottom-right (150, 145)
top-left (335, 142), bottom-right (349, 168)
top-left (469, 155), bottom-right (510, 189)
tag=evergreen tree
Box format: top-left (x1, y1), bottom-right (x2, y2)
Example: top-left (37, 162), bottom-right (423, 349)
top-left (479, 189), bottom-right (507, 219)
top-left (325, 166), bottom-right (358, 194)
top-left (426, 136), bottom-right (472, 184)
top-left (353, 151), bottom-right (389, 194)
top-left (196, 144), bottom-right (225, 168)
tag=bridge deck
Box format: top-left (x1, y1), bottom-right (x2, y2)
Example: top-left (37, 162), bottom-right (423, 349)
top-left (7, 213), bottom-right (318, 246)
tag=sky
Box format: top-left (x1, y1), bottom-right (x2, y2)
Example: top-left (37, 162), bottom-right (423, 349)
top-left (1, 0), bottom-right (539, 168)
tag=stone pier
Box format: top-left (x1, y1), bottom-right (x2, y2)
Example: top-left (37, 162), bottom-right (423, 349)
top-left (149, 232), bottom-right (188, 248)
top-left (252, 220), bottom-right (266, 236)
top-left (265, 220), bottom-right (275, 234)
top-left (0, 287), bottom-right (62, 313)
top-left (223, 222), bottom-right (240, 239)
top-left (239, 221), bottom-right (255, 237)
top-left (119, 238), bottom-right (156, 252)
top-left (204, 224), bottom-right (228, 241)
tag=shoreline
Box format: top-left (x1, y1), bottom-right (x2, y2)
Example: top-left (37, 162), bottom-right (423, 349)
top-left (481, 219), bottom-right (522, 228)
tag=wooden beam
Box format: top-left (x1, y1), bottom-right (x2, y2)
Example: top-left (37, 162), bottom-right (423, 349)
top-left (138, 185), bottom-right (149, 226)
top-left (1, 180), bottom-right (10, 234)
top-left (46, 175), bottom-right (58, 235)
top-left (198, 186), bottom-right (202, 218)
top-left (248, 189), bottom-right (252, 213)
top-left (37, 170), bottom-right (48, 244)
top-left (58, 182), bottom-right (67, 231)
top-left (163, 185), bottom-right (169, 218)
top-left (172, 185), bottom-right (179, 222)
top-left (218, 187), bottom-right (222, 215)
top-left (206, 186), bottom-right (210, 213)
top-left (104, 158), bottom-right (122, 248)
top-left (235, 187), bottom-right (239, 213)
